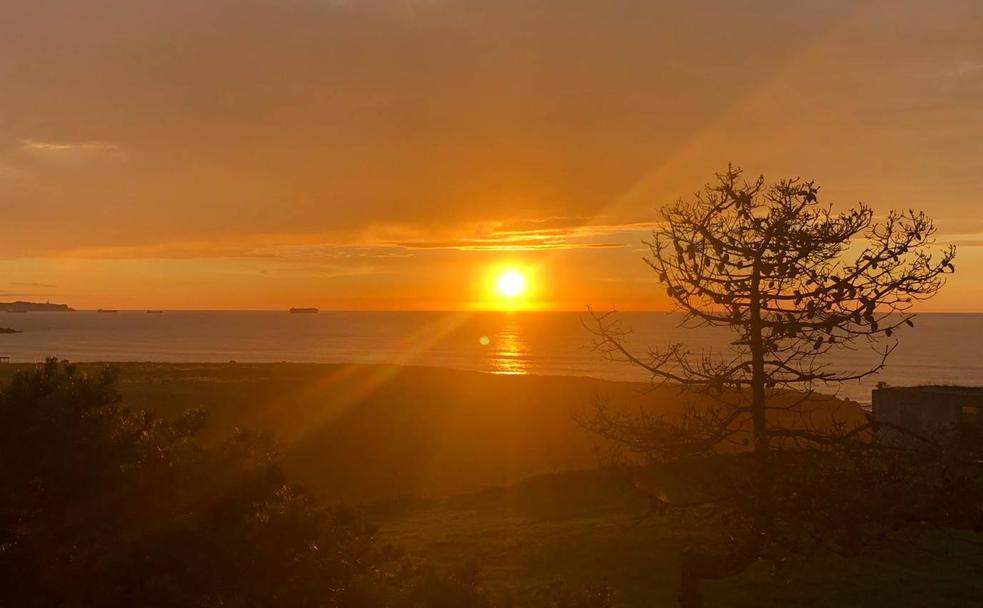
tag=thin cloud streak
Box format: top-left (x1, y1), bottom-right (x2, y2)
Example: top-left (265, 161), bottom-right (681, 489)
top-left (21, 140), bottom-right (118, 153)
top-left (395, 241), bottom-right (624, 251)
top-left (44, 220), bottom-right (662, 259)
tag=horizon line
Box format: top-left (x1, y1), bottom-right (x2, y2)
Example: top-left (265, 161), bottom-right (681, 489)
top-left (28, 308), bottom-right (983, 315)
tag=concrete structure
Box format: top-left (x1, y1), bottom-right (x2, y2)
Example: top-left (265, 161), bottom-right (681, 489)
top-left (872, 385), bottom-right (983, 445)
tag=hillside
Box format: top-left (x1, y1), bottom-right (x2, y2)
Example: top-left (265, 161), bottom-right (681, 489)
top-left (0, 362), bottom-right (865, 502)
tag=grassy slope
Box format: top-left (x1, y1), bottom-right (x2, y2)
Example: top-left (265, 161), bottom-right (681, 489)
top-left (371, 468), bottom-right (983, 607)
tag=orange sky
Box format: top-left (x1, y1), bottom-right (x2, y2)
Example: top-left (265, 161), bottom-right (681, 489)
top-left (1, 0), bottom-right (982, 311)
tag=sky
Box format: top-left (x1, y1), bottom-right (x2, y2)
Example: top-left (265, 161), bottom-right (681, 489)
top-left (1, 0), bottom-right (982, 311)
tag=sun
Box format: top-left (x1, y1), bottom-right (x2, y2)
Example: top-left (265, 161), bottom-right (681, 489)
top-left (496, 270), bottom-right (527, 298)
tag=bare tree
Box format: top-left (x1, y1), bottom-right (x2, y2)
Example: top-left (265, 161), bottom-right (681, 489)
top-left (587, 167), bottom-right (978, 607)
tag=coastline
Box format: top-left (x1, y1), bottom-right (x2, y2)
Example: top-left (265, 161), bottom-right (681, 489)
top-left (1, 311), bottom-right (979, 403)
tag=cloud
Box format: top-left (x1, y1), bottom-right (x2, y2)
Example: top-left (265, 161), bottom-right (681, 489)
top-left (487, 216), bottom-right (598, 233)
top-left (392, 220), bottom-right (659, 251)
top-left (10, 281), bottom-right (56, 288)
top-left (22, 140), bottom-right (114, 152)
top-left (20, 140), bottom-right (123, 165)
top-left (937, 59), bottom-right (983, 81)
top-left (395, 240), bottom-right (624, 251)
top-left (947, 237), bottom-right (983, 247)
top-left (53, 238), bottom-right (415, 262)
top-left (239, 244), bottom-right (415, 261)
top-left (45, 218), bottom-right (659, 260)
top-left (0, 290), bottom-right (52, 297)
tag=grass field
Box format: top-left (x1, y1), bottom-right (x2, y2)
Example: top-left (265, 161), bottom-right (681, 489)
top-left (371, 468), bottom-right (983, 607)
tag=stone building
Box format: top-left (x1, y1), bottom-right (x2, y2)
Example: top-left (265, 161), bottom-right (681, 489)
top-left (871, 385), bottom-right (983, 445)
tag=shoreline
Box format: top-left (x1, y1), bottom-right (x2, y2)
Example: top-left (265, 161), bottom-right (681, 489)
top-left (2, 312), bottom-right (979, 405)
top-left (0, 360), bottom-right (875, 404)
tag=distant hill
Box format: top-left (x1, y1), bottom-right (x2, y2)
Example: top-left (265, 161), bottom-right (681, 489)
top-left (0, 301), bottom-right (74, 312)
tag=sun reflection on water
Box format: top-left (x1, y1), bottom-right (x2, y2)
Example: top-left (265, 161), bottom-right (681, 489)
top-left (487, 326), bottom-right (528, 375)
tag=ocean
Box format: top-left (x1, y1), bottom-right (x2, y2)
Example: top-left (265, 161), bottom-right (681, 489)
top-left (1, 311), bottom-right (980, 403)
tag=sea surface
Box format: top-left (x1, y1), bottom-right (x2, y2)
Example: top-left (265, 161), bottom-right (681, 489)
top-left (1, 311), bottom-right (981, 403)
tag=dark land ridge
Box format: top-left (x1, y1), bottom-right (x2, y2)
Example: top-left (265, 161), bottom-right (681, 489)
top-left (0, 301), bottom-right (73, 313)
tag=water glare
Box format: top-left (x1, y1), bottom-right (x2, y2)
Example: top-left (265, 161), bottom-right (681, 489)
top-left (488, 319), bottom-right (528, 375)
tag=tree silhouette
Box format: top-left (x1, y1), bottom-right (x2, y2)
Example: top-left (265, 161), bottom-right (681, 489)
top-left (587, 167), bottom-right (979, 607)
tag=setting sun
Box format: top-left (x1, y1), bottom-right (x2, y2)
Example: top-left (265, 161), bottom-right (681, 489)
top-left (496, 270), bottom-right (527, 298)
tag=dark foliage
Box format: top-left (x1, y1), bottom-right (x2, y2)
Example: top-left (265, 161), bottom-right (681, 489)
top-left (0, 359), bottom-right (399, 607)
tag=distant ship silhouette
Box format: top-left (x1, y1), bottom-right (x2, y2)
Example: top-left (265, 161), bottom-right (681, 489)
top-left (289, 307), bottom-right (319, 314)
top-left (97, 309), bottom-right (118, 313)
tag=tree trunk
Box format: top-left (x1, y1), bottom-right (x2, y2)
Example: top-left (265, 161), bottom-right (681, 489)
top-left (748, 254), bottom-right (772, 518)
top-left (677, 530), bottom-right (768, 608)
top-left (677, 260), bottom-right (774, 608)
top-left (678, 559), bottom-right (702, 608)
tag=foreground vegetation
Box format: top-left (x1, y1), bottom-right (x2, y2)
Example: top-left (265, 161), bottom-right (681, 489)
top-left (0, 361), bottom-right (623, 607)
top-left (0, 360), bottom-right (490, 606)
top-left (0, 362), bottom-right (980, 606)
top-left (372, 468), bottom-right (983, 607)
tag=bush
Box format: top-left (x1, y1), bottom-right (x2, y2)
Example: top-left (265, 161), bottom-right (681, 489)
top-left (0, 359), bottom-right (399, 607)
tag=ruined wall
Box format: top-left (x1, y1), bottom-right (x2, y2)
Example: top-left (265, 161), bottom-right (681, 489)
top-left (871, 387), bottom-right (974, 445)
